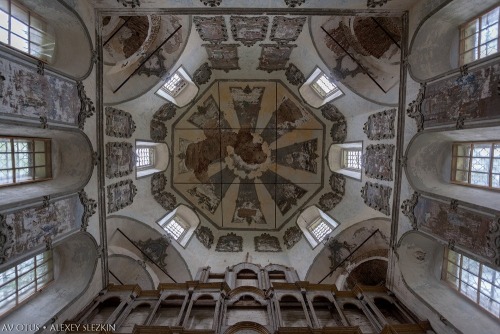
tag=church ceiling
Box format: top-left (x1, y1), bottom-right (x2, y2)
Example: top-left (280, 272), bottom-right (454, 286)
top-left (171, 80), bottom-right (325, 230)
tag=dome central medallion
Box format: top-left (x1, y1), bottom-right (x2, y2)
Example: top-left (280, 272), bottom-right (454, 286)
top-left (172, 80), bottom-right (325, 230)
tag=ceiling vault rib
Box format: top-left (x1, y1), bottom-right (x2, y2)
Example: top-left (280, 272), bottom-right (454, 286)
top-left (112, 24), bottom-right (182, 94)
top-left (116, 228), bottom-right (178, 283)
top-left (320, 25), bottom-right (387, 94)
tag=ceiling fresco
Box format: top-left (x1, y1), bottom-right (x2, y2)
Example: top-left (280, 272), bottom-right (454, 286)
top-left (171, 80), bottom-right (325, 230)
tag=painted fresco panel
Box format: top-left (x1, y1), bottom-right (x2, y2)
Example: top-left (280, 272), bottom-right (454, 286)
top-left (5, 195), bottom-right (81, 260)
top-left (414, 196), bottom-right (495, 261)
top-left (0, 57), bottom-right (79, 125)
top-left (422, 62), bottom-right (500, 127)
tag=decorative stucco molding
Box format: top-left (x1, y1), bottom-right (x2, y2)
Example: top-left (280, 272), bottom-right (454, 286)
top-left (283, 226), bottom-right (302, 249)
top-left (321, 104), bottom-right (347, 143)
top-left (363, 144), bottom-right (395, 181)
top-left (216, 233), bottom-right (243, 252)
top-left (137, 236), bottom-right (170, 268)
top-left (367, 0), bottom-right (389, 8)
top-left (230, 16), bottom-right (269, 47)
top-left (150, 119), bottom-right (167, 142)
top-left (193, 63), bottom-right (212, 86)
top-left (107, 179), bottom-right (137, 213)
top-left (153, 102), bottom-right (177, 121)
top-left (200, 0), bottom-right (221, 7)
top-left (255, 233), bottom-right (282, 252)
top-left (270, 16), bottom-right (306, 44)
top-left (194, 16), bottom-right (228, 44)
top-left (401, 192), bottom-right (419, 230)
top-left (195, 226), bottom-right (214, 249)
top-left (0, 214), bottom-right (13, 264)
top-left (105, 107), bottom-right (136, 138)
top-left (487, 218), bottom-right (500, 266)
top-left (77, 81), bottom-right (95, 130)
top-left (319, 192), bottom-right (342, 212)
top-left (78, 190), bottom-right (97, 232)
top-left (406, 83), bottom-right (426, 132)
top-left (151, 173), bottom-right (177, 211)
top-left (285, 63), bottom-right (305, 86)
top-left (117, 0), bottom-right (141, 7)
top-left (284, 0), bottom-right (305, 8)
top-left (361, 182), bottom-right (392, 216)
top-left (363, 109), bottom-right (396, 140)
top-left (105, 142), bottom-right (135, 178)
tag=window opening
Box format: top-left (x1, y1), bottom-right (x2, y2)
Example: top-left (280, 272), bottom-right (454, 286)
top-left (136, 147), bottom-right (155, 169)
top-left (443, 248), bottom-right (500, 318)
top-left (451, 142), bottom-right (500, 189)
top-left (0, 136), bottom-right (52, 187)
top-left (311, 72), bottom-right (340, 98)
top-left (308, 218), bottom-right (333, 243)
top-left (460, 6), bottom-right (500, 64)
top-left (0, 0), bottom-right (55, 62)
top-left (0, 250), bottom-right (54, 316)
top-left (162, 219), bottom-right (186, 241)
top-left (342, 149), bottom-right (362, 171)
top-left (159, 72), bottom-right (188, 97)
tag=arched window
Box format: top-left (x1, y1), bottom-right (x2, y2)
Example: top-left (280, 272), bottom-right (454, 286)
top-left (460, 5), bottom-right (500, 65)
top-left (0, 0), bottom-right (55, 62)
top-left (0, 136), bottom-right (51, 187)
top-left (0, 250), bottom-right (53, 316)
top-left (443, 248), bottom-right (500, 318)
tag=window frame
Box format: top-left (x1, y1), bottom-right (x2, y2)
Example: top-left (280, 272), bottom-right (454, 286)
top-left (459, 5), bottom-right (500, 65)
top-left (0, 136), bottom-right (52, 188)
top-left (0, 250), bottom-right (54, 317)
top-left (450, 141), bottom-right (500, 191)
top-left (310, 72), bottom-right (340, 99)
top-left (341, 148), bottom-right (362, 172)
top-left (442, 248), bottom-right (500, 318)
top-left (0, 0), bottom-right (55, 63)
top-left (159, 72), bottom-right (188, 98)
top-left (135, 146), bottom-right (155, 170)
top-left (307, 217), bottom-right (333, 243)
top-left (161, 217), bottom-right (188, 241)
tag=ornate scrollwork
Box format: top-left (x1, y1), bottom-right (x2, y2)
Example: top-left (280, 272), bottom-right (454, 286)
top-left (195, 226), bottom-right (214, 249)
top-left (193, 63), bottom-right (212, 86)
top-left (283, 226), bottom-right (302, 249)
top-left (78, 190), bottom-right (97, 232)
top-left (77, 81), bottom-right (95, 130)
top-left (255, 233), bottom-right (282, 252)
top-left (406, 83), bottom-right (426, 132)
top-left (285, 63), bottom-right (305, 86)
top-left (401, 192), bottom-right (419, 230)
top-left (487, 218), bottom-right (500, 266)
top-left (367, 0), bottom-right (389, 8)
top-left (216, 233), bottom-right (243, 252)
top-left (137, 236), bottom-right (170, 268)
top-left (0, 214), bottom-right (14, 264)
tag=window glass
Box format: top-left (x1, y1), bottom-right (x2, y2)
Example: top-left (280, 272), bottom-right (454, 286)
top-left (460, 6), bottom-right (500, 64)
top-left (452, 142), bottom-right (500, 190)
top-left (0, 137), bottom-right (51, 187)
top-left (163, 219), bottom-right (186, 241)
top-left (160, 72), bottom-right (188, 97)
top-left (311, 73), bottom-right (340, 98)
top-left (307, 218), bottom-right (336, 243)
top-left (444, 249), bottom-right (500, 318)
top-left (0, 0), bottom-right (54, 62)
top-left (0, 251), bottom-right (54, 316)
top-left (342, 149), bottom-right (362, 171)
top-left (136, 147), bottom-right (155, 169)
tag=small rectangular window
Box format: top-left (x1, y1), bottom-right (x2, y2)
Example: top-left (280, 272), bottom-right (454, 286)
top-left (308, 218), bottom-right (333, 243)
top-left (162, 219), bottom-right (186, 241)
top-left (311, 72), bottom-right (340, 98)
top-left (460, 6), bottom-right (500, 65)
top-left (0, 251), bottom-right (54, 316)
top-left (160, 72), bottom-right (188, 97)
top-left (451, 142), bottom-right (500, 189)
top-left (136, 147), bottom-right (155, 169)
top-left (342, 148), bottom-right (362, 171)
top-left (0, 136), bottom-right (52, 187)
top-left (443, 249), bottom-right (500, 318)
